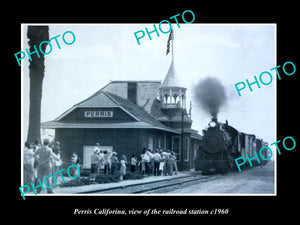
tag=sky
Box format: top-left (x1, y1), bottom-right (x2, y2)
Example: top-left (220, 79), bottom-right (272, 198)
top-left (22, 23), bottom-right (276, 152)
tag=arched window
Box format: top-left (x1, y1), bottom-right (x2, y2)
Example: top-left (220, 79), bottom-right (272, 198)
top-left (173, 94), bottom-right (179, 104)
top-left (164, 94), bottom-right (169, 104)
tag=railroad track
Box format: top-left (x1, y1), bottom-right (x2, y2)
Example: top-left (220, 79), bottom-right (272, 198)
top-left (77, 174), bottom-right (221, 194)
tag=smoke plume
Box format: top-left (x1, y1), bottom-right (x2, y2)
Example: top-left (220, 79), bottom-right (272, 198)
top-left (193, 77), bottom-right (227, 119)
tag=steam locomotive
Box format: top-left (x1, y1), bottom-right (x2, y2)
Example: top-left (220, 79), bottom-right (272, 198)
top-left (194, 117), bottom-right (269, 174)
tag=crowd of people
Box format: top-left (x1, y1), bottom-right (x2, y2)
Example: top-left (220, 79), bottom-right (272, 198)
top-left (90, 143), bottom-right (128, 181)
top-left (90, 145), bottom-right (178, 181)
top-left (23, 140), bottom-right (180, 193)
top-left (140, 147), bottom-right (178, 176)
top-left (23, 139), bottom-right (63, 193)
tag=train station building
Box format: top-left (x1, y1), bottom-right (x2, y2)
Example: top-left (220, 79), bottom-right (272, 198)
top-left (42, 61), bottom-right (202, 170)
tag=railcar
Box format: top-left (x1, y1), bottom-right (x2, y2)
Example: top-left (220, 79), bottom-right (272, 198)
top-left (194, 117), bottom-right (268, 174)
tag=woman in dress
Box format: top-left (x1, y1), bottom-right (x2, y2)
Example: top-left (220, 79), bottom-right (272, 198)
top-left (119, 155), bottom-right (127, 181)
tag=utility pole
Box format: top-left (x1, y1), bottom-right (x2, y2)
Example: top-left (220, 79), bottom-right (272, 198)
top-left (181, 110), bottom-right (184, 170)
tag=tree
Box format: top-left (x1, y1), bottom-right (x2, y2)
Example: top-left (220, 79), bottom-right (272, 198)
top-left (26, 26), bottom-right (49, 144)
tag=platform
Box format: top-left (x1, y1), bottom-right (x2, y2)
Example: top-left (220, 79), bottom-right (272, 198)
top-left (24, 172), bottom-right (192, 196)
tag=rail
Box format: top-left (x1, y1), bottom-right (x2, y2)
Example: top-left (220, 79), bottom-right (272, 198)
top-left (76, 173), bottom-right (220, 194)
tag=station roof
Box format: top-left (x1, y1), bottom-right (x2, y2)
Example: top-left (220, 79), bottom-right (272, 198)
top-left (42, 90), bottom-right (181, 134)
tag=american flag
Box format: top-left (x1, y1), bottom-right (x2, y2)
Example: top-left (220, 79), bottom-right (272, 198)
top-left (166, 28), bottom-right (174, 55)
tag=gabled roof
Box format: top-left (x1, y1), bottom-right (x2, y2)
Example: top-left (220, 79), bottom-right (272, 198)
top-left (53, 91), bottom-right (140, 122)
top-left (42, 90), bottom-right (180, 134)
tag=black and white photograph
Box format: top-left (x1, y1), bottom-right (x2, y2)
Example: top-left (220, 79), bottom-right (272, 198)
top-left (21, 23), bottom-right (276, 197)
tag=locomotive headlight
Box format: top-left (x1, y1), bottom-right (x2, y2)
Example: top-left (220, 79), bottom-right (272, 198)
top-left (209, 121), bottom-right (217, 127)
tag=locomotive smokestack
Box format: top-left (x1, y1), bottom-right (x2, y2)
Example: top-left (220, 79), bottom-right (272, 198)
top-left (193, 77), bottom-right (227, 119)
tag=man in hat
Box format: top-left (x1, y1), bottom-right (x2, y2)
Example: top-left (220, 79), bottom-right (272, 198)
top-left (90, 148), bottom-right (101, 181)
top-left (33, 139), bottom-right (60, 193)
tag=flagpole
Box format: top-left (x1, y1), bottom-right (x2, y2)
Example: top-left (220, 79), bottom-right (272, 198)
top-left (172, 30), bottom-right (174, 62)
top-left (172, 36), bottom-right (174, 62)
